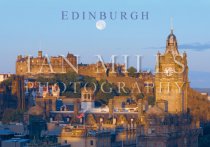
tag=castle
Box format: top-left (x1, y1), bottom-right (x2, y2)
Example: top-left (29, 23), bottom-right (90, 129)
top-left (16, 51), bottom-right (77, 75)
top-left (16, 50), bottom-right (126, 79)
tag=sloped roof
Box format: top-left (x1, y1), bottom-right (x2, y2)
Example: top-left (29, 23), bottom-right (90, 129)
top-left (28, 105), bottom-right (44, 116)
top-left (146, 105), bottom-right (166, 116)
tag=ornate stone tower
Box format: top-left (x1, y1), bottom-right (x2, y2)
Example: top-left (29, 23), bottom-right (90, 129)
top-left (155, 29), bottom-right (189, 114)
top-left (80, 88), bottom-right (95, 111)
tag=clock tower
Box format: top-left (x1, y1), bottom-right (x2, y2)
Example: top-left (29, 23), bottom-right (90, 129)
top-left (155, 29), bottom-right (189, 114)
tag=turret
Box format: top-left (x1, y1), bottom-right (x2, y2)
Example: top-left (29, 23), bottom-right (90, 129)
top-left (81, 88), bottom-right (95, 111)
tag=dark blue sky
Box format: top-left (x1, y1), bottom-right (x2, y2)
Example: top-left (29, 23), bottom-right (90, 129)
top-left (0, 0), bottom-right (210, 88)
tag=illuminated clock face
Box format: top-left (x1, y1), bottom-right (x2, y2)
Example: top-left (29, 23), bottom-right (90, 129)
top-left (164, 67), bottom-right (174, 76)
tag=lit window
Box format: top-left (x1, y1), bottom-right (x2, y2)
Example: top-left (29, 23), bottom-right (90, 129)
top-left (90, 140), bottom-right (94, 145)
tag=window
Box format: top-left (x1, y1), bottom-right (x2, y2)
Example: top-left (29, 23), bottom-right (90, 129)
top-left (90, 140), bottom-right (94, 146)
top-left (151, 128), bottom-right (155, 134)
top-left (65, 128), bottom-right (71, 132)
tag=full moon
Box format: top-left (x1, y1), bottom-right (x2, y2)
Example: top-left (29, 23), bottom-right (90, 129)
top-left (96, 20), bottom-right (106, 30)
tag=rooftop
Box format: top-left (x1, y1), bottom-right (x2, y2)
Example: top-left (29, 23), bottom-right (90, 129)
top-left (0, 129), bottom-right (14, 135)
top-left (2, 138), bottom-right (29, 143)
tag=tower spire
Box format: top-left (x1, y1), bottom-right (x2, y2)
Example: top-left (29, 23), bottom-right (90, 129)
top-left (170, 17), bottom-right (174, 34)
top-left (165, 17), bottom-right (179, 55)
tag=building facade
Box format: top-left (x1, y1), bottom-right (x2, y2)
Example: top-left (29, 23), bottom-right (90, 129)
top-left (155, 30), bottom-right (189, 114)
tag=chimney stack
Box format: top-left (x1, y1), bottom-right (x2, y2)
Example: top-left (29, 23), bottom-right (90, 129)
top-left (38, 51), bottom-right (43, 58)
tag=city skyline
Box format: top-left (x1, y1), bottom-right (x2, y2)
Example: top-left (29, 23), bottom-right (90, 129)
top-left (1, 1), bottom-right (210, 146)
top-left (0, 0), bottom-right (210, 88)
